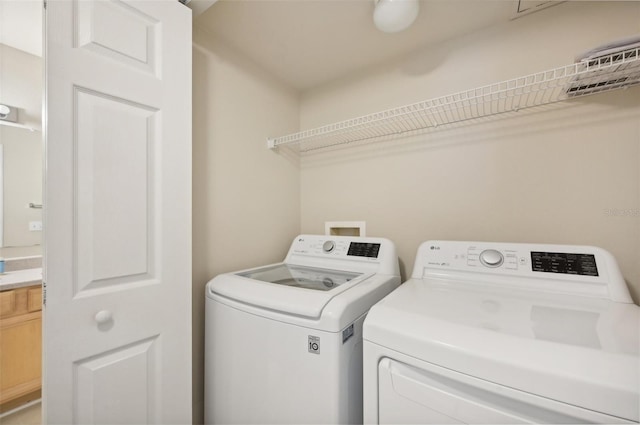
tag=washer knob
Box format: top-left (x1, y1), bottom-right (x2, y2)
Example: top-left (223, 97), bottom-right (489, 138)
top-left (479, 249), bottom-right (504, 268)
top-left (322, 240), bottom-right (335, 253)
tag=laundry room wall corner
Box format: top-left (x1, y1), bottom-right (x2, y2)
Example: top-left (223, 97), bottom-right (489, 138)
top-left (191, 26), bottom-right (301, 424)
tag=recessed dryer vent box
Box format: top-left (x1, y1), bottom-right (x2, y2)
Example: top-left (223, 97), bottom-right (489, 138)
top-left (325, 221), bottom-right (366, 237)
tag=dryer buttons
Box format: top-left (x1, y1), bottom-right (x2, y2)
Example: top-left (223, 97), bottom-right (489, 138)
top-left (479, 249), bottom-right (504, 268)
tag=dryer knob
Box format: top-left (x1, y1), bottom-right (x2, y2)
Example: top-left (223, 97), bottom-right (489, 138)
top-left (480, 249), bottom-right (504, 268)
top-left (323, 240), bottom-right (335, 253)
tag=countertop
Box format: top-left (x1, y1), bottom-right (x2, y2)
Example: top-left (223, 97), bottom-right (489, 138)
top-left (0, 268), bottom-right (42, 290)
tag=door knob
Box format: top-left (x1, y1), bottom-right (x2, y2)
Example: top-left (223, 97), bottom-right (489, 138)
top-left (94, 310), bottom-right (113, 324)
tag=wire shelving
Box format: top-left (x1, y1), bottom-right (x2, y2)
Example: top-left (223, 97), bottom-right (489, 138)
top-left (267, 47), bottom-right (640, 153)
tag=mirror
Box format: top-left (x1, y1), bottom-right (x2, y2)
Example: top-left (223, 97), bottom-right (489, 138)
top-left (0, 124), bottom-right (42, 249)
top-left (0, 40), bottom-right (43, 255)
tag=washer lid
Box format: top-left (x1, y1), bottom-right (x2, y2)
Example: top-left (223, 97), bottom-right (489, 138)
top-left (237, 264), bottom-right (360, 291)
top-left (209, 263), bottom-right (370, 319)
top-left (364, 277), bottom-right (640, 421)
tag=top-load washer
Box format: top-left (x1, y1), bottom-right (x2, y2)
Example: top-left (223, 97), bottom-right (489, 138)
top-left (364, 240), bottom-right (639, 424)
top-left (205, 234), bottom-right (400, 424)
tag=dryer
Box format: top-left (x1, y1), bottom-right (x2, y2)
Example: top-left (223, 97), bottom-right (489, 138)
top-left (205, 234), bottom-right (400, 424)
top-left (363, 240), bottom-right (639, 424)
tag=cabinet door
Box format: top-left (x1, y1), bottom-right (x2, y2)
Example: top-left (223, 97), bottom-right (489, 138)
top-left (0, 290), bottom-right (17, 318)
top-left (27, 287), bottom-right (42, 313)
top-left (0, 313), bottom-right (42, 405)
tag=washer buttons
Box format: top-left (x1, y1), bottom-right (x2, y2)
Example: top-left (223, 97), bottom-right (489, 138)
top-left (322, 240), bottom-right (335, 253)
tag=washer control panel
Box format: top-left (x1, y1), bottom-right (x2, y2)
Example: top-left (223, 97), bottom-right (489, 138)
top-left (288, 235), bottom-right (384, 261)
top-left (283, 235), bottom-right (399, 283)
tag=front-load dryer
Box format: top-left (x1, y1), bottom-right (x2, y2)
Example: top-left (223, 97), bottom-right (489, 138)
top-left (205, 234), bottom-right (400, 424)
top-left (363, 240), bottom-right (639, 424)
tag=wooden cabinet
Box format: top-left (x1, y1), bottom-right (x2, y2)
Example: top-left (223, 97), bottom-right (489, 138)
top-left (0, 284), bottom-right (42, 411)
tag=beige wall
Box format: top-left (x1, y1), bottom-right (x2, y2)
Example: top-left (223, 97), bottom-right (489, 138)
top-left (192, 2), bottom-right (639, 420)
top-left (0, 44), bottom-right (43, 252)
top-left (299, 1), bottom-right (640, 302)
top-left (0, 44), bottom-right (42, 130)
top-left (192, 27), bottom-right (300, 423)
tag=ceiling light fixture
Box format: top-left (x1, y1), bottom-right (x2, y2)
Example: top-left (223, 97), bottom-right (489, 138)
top-left (373, 0), bottom-right (420, 33)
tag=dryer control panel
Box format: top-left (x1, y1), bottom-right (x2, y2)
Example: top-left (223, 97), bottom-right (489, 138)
top-left (412, 240), bottom-right (631, 303)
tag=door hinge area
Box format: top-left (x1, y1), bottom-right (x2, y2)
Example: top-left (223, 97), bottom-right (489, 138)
top-left (42, 281), bottom-right (47, 307)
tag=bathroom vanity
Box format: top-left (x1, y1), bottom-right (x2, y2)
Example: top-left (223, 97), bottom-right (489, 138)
top-left (0, 262), bottom-right (42, 412)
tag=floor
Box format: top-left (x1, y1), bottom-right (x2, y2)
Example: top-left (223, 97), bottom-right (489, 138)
top-left (0, 401), bottom-right (41, 425)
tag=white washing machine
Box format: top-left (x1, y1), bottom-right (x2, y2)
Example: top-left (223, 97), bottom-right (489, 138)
top-left (363, 240), bottom-right (639, 424)
top-left (205, 234), bottom-right (400, 424)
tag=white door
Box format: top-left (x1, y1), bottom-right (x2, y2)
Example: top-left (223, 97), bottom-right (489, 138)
top-left (43, 0), bottom-right (192, 423)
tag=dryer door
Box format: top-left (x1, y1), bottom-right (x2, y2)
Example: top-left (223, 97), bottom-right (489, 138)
top-left (377, 358), bottom-right (632, 424)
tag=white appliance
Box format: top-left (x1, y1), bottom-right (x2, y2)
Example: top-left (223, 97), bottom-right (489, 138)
top-left (363, 240), bottom-right (639, 424)
top-left (205, 234), bottom-right (400, 424)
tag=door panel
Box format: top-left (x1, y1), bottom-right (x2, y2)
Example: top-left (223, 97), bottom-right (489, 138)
top-left (75, 0), bottom-right (160, 75)
top-left (75, 88), bottom-right (158, 292)
top-left (75, 337), bottom-right (158, 424)
top-left (44, 1), bottom-right (192, 423)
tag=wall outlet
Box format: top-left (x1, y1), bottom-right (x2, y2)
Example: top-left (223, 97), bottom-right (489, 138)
top-left (29, 221), bottom-right (43, 231)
